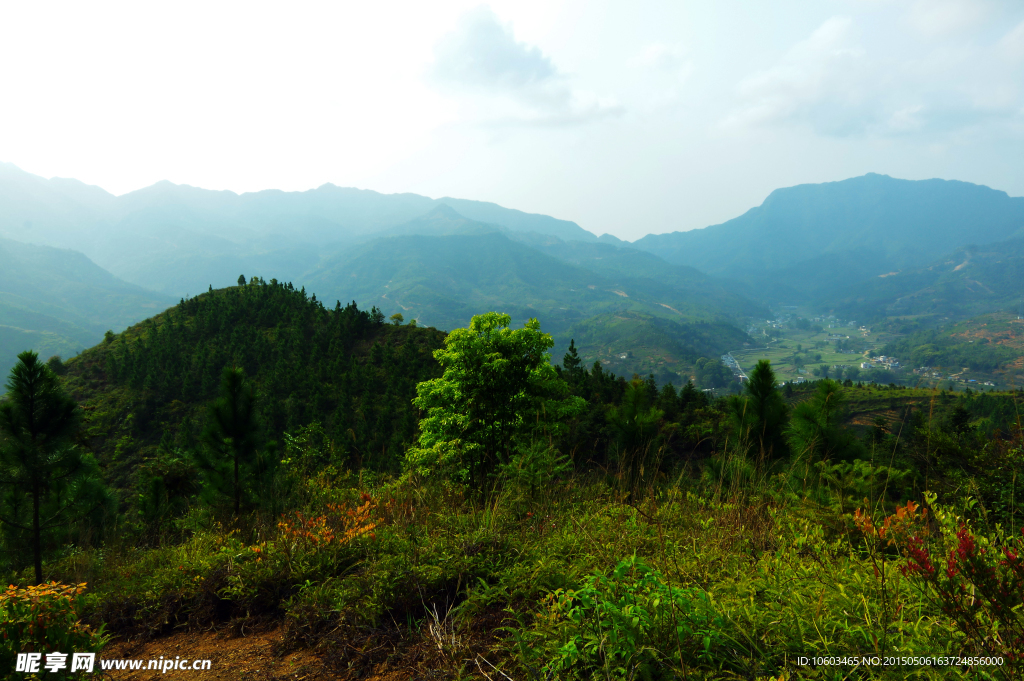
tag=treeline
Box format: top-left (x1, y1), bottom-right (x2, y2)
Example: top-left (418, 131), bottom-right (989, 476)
top-left (5, 283), bottom-right (1024, 583)
top-left (559, 341), bottom-right (724, 468)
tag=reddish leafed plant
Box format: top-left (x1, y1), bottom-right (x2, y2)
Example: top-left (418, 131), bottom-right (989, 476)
top-left (857, 497), bottom-right (1024, 672)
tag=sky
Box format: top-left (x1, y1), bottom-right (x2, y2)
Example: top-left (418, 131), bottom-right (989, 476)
top-left (1, 0), bottom-right (1022, 241)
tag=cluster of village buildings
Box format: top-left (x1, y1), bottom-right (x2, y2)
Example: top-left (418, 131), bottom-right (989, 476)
top-left (862, 355), bottom-right (900, 371)
top-left (909, 366), bottom-right (996, 387)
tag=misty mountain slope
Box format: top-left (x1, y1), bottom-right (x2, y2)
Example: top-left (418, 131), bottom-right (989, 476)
top-left (0, 326), bottom-right (80, 377)
top-left (376, 207), bottom-right (760, 314)
top-left (560, 311), bottom-right (751, 384)
top-left (302, 229), bottom-right (754, 331)
top-left (632, 173), bottom-right (1024, 300)
top-left (829, 237), bottom-right (1024, 322)
top-left (0, 164), bottom-right (600, 298)
top-left (0, 162), bottom-right (112, 248)
top-left (300, 230), bottom-right (754, 382)
top-left (0, 237), bottom-right (174, 373)
top-left (374, 204), bottom-right (506, 238)
top-left (434, 196), bottom-right (597, 242)
top-left (506, 232), bottom-right (764, 318)
top-left (302, 232), bottom-right (623, 332)
top-left (91, 216), bottom-right (323, 297)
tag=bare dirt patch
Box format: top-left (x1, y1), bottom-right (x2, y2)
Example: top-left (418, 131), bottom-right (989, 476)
top-left (102, 628), bottom-right (325, 680)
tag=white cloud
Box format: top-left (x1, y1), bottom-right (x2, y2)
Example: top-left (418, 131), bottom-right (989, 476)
top-left (628, 42), bottom-right (693, 86)
top-left (430, 6), bottom-right (621, 125)
top-left (433, 6), bottom-right (557, 93)
top-left (721, 17), bottom-right (870, 133)
top-left (908, 0), bottom-right (988, 37)
top-left (1000, 20), bottom-right (1024, 60)
top-left (886, 105), bottom-right (926, 133)
top-left (630, 43), bottom-right (682, 70)
top-left (721, 10), bottom-right (1024, 140)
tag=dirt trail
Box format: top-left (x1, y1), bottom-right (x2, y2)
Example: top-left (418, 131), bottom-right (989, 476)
top-left (100, 626), bottom-right (481, 681)
top-left (102, 628), bottom-right (326, 680)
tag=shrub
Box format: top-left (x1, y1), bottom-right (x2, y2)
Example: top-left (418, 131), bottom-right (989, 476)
top-left (859, 494), bottom-right (1024, 672)
top-left (521, 556), bottom-right (729, 679)
top-left (0, 582), bottom-right (108, 673)
top-left (276, 493), bottom-right (377, 574)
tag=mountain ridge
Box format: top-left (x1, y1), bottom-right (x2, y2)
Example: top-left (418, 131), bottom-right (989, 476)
top-left (0, 236), bottom-right (174, 374)
top-left (630, 173), bottom-right (1024, 303)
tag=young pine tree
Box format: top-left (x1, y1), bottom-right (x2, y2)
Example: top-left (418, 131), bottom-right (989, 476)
top-left (562, 338), bottom-right (585, 385)
top-left (728, 359), bottom-right (789, 461)
top-left (195, 367), bottom-right (276, 516)
top-left (787, 378), bottom-right (863, 462)
top-left (0, 351), bottom-right (110, 584)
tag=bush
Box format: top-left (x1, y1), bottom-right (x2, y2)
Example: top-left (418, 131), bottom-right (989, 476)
top-left (520, 556), bottom-right (730, 679)
top-left (0, 582), bottom-right (108, 673)
top-left (45, 356), bottom-right (67, 376)
top-left (878, 493), bottom-right (1024, 671)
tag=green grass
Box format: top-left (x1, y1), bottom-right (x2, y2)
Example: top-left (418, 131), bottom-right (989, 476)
top-left (733, 322), bottom-right (869, 383)
top-left (27, 464), bottom-right (1008, 680)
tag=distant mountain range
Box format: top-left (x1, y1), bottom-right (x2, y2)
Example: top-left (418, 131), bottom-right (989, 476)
top-left (0, 164), bottom-right (759, 382)
top-left (4, 162), bottom-right (1024, 382)
top-left (0, 162), bottom-right (605, 295)
top-left (0, 237), bottom-right (173, 375)
top-left (631, 173), bottom-right (1024, 303)
top-left (299, 209), bottom-right (763, 382)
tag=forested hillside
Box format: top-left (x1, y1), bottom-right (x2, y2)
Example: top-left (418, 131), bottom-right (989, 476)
top-left (60, 279), bottom-right (445, 492)
top-left (561, 311), bottom-right (750, 383)
top-left (507, 232), bottom-right (757, 315)
top-left (303, 231), bottom-right (755, 380)
top-left (831, 237), bottom-right (1024, 324)
top-left (5, 285), bottom-right (1024, 678)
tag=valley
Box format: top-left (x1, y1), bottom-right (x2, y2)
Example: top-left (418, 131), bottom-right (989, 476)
top-left (4, 168), bottom-right (1024, 680)
top-left (7, 4), bottom-right (1024, 677)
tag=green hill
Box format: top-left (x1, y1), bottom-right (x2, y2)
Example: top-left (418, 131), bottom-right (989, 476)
top-left (632, 173), bottom-right (1024, 302)
top-left (559, 311), bottom-right (751, 384)
top-left (829, 237), bottom-right (1024, 324)
top-left (507, 233), bottom-right (762, 319)
top-left (58, 279), bottom-right (445, 492)
top-left (301, 230), bottom-right (754, 380)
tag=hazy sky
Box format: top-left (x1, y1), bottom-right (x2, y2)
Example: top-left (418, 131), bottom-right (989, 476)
top-left (2, 0), bottom-right (1023, 240)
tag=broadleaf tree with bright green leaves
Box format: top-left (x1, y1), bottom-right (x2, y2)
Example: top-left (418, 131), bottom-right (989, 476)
top-left (405, 312), bottom-right (585, 486)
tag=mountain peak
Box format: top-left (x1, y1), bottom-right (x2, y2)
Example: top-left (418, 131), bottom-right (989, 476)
top-left (424, 203), bottom-right (466, 220)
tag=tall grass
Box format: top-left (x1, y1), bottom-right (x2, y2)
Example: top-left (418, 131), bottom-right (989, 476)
top-left (14, 438), bottom-right (1014, 680)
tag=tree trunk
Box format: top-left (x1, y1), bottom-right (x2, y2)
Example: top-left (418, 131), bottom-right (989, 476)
top-left (234, 450), bottom-right (240, 517)
top-left (32, 482), bottom-right (42, 585)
